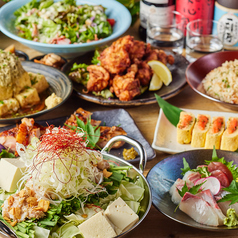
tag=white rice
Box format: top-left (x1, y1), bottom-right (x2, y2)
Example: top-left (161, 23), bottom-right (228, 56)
top-left (202, 59), bottom-right (238, 104)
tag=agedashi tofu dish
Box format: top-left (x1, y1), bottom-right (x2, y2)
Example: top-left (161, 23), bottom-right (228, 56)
top-left (177, 111), bottom-right (238, 151)
top-left (0, 50), bottom-right (62, 118)
top-left (0, 126), bottom-right (146, 238)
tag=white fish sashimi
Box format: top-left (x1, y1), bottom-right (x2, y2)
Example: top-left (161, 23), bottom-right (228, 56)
top-left (182, 171), bottom-right (201, 186)
top-left (179, 192), bottom-right (221, 226)
top-left (196, 189), bottom-right (225, 225)
top-left (169, 178), bottom-right (185, 205)
top-left (216, 191), bottom-right (238, 215)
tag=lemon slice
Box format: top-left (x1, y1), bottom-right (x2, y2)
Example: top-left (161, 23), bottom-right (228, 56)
top-left (148, 60), bottom-right (172, 86)
top-left (149, 73), bottom-right (163, 91)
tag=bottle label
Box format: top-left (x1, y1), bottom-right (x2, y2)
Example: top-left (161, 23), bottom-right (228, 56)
top-left (176, 0), bottom-right (214, 27)
top-left (140, 1), bottom-right (175, 28)
top-left (214, 2), bottom-right (238, 49)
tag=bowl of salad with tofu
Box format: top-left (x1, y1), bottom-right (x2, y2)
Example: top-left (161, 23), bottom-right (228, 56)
top-left (0, 0), bottom-right (132, 58)
top-left (0, 129), bottom-right (151, 238)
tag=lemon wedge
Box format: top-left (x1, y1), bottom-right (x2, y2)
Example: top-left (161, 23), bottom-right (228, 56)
top-left (148, 60), bottom-right (172, 86)
top-left (149, 73), bottom-right (163, 91)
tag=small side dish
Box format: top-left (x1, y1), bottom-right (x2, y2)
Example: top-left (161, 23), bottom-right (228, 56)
top-left (203, 59), bottom-right (238, 104)
top-left (32, 53), bottom-right (66, 70)
top-left (176, 111), bottom-right (238, 151)
top-left (14, 0), bottom-right (114, 44)
top-left (170, 149), bottom-right (238, 227)
top-left (0, 51), bottom-right (63, 118)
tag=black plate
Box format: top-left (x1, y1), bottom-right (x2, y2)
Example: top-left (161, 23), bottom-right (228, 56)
top-left (0, 109), bottom-right (155, 163)
top-left (15, 50), bottom-right (29, 61)
top-left (62, 51), bottom-right (189, 106)
top-left (147, 149), bottom-right (238, 230)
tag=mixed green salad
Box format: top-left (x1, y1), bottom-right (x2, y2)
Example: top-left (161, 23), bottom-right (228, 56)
top-left (13, 0), bottom-right (114, 44)
top-left (0, 127), bottom-right (145, 238)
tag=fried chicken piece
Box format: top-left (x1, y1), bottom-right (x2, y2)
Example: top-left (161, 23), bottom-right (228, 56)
top-left (65, 107), bottom-right (101, 127)
top-left (97, 126), bottom-right (127, 149)
top-left (112, 71), bottom-right (141, 101)
top-left (112, 35), bottom-right (134, 52)
top-left (134, 59), bottom-right (153, 87)
top-left (144, 49), bottom-right (174, 65)
top-left (86, 65), bottom-right (110, 92)
top-left (129, 40), bottom-right (147, 62)
top-left (99, 47), bottom-right (131, 75)
top-left (99, 35), bottom-right (134, 74)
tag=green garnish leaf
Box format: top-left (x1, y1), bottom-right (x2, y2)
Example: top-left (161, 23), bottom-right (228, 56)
top-left (0, 149), bottom-right (15, 158)
top-left (218, 180), bottom-right (238, 205)
top-left (155, 94), bottom-right (182, 127)
top-left (177, 181), bottom-right (205, 198)
top-left (91, 50), bottom-right (101, 65)
top-left (181, 157), bottom-right (191, 176)
top-left (181, 157), bottom-right (211, 177)
top-left (65, 116), bottom-right (100, 149)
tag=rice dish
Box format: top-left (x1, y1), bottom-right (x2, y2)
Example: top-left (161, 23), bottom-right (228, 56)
top-left (202, 59), bottom-right (238, 104)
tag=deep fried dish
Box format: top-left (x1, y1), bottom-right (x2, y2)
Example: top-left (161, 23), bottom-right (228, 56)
top-left (86, 65), bottom-right (110, 92)
top-left (70, 35), bottom-right (175, 101)
top-left (129, 40), bottom-right (147, 62)
top-left (112, 71), bottom-right (141, 101)
top-left (99, 46), bottom-right (131, 75)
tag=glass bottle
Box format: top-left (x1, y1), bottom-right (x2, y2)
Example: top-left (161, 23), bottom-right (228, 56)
top-left (139, 0), bottom-right (175, 42)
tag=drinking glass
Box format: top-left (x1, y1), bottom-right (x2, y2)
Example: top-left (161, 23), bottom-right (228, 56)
top-left (186, 19), bottom-right (225, 62)
top-left (146, 10), bottom-right (185, 54)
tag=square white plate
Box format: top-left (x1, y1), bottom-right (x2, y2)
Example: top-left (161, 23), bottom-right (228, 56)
top-left (152, 108), bottom-right (238, 154)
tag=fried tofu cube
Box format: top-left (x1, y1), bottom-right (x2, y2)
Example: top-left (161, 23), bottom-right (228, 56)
top-left (15, 87), bottom-right (40, 108)
top-left (45, 93), bottom-right (62, 109)
top-left (0, 98), bottom-right (20, 116)
top-left (0, 85), bottom-right (13, 101)
top-left (28, 72), bottom-right (49, 94)
top-left (13, 71), bottom-right (31, 95)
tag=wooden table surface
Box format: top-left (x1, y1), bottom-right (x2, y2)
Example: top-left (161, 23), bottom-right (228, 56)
top-left (1, 21), bottom-right (238, 238)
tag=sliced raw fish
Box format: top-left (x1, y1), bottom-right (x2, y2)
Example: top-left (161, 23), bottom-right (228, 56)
top-left (179, 192), bottom-right (221, 226)
top-left (169, 178), bottom-right (185, 205)
top-left (182, 171), bottom-right (201, 186)
top-left (196, 189), bottom-right (225, 225)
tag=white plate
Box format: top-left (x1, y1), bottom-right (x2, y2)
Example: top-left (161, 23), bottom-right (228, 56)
top-left (152, 108), bottom-right (238, 154)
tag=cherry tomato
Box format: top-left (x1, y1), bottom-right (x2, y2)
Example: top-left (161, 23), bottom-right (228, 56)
top-left (208, 162), bottom-right (233, 184)
top-left (210, 170), bottom-right (230, 187)
top-left (107, 19), bottom-right (115, 27)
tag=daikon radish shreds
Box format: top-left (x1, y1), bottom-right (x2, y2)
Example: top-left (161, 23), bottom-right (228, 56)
top-left (16, 127), bottom-right (105, 204)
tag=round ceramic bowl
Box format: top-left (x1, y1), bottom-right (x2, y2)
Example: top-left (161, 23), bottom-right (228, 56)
top-left (186, 51), bottom-right (238, 110)
top-left (0, 0), bottom-right (131, 59)
top-left (147, 149), bottom-right (238, 231)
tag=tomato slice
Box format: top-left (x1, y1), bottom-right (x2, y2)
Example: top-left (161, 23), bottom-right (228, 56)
top-left (107, 19), bottom-right (115, 27)
top-left (208, 162), bottom-right (233, 184)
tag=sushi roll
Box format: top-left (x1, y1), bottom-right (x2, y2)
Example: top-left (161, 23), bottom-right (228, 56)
top-left (204, 116), bottom-right (225, 149)
top-left (177, 111), bottom-right (195, 144)
top-left (191, 114), bottom-right (210, 148)
top-left (221, 117), bottom-right (238, 151)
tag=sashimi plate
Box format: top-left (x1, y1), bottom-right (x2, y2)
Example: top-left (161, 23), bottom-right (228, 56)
top-left (152, 108), bottom-right (238, 154)
top-left (146, 149), bottom-right (238, 230)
